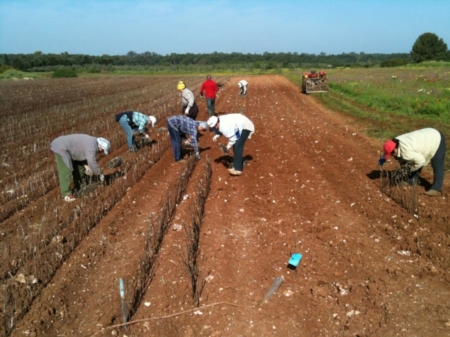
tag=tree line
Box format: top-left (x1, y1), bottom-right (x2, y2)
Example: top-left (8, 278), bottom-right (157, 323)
top-left (0, 51), bottom-right (414, 72)
top-left (1, 32), bottom-right (448, 72)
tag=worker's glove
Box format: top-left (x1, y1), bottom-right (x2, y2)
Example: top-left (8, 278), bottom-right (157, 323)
top-left (184, 107), bottom-right (190, 115)
top-left (132, 128), bottom-right (139, 137)
top-left (212, 135), bottom-right (220, 142)
top-left (99, 174), bottom-right (105, 182)
top-left (226, 144), bottom-right (232, 152)
top-left (378, 158), bottom-right (386, 167)
top-left (84, 165), bottom-right (93, 176)
top-left (143, 133), bottom-right (150, 139)
top-left (195, 151), bottom-right (201, 160)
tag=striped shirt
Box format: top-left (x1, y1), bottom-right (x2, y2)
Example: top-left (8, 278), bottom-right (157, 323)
top-left (51, 134), bottom-right (102, 174)
top-left (167, 115), bottom-right (200, 152)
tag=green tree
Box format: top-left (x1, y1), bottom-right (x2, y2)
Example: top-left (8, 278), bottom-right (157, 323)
top-left (52, 68), bottom-right (77, 78)
top-left (410, 32), bottom-right (448, 63)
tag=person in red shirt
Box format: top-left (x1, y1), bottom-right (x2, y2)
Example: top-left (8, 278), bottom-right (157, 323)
top-left (199, 75), bottom-right (219, 117)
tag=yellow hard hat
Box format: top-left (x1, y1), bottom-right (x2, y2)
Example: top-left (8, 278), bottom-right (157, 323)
top-left (177, 81), bottom-right (186, 90)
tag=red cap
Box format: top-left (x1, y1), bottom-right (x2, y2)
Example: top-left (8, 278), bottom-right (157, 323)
top-left (383, 140), bottom-right (397, 159)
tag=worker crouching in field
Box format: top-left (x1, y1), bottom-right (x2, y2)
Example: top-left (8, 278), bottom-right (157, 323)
top-left (207, 113), bottom-right (255, 176)
top-left (177, 81), bottom-right (199, 120)
top-left (379, 127), bottom-right (446, 196)
top-left (238, 80), bottom-right (248, 96)
top-left (166, 115), bottom-right (207, 162)
top-left (51, 134), bottom-right (110, 202)
top-left (115, 111), bottom-right (157, 152)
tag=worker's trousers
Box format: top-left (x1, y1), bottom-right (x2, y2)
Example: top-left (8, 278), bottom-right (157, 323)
top-left (55, 154), bottom-right (85, 198)
top-left (408, 131), bottom-right (446, 191)
top-left (233, 129), bottom-right (251, 171)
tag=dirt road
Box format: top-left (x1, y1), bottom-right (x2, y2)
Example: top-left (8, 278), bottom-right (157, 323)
top-left (10, 75), bottom-right (450, 337)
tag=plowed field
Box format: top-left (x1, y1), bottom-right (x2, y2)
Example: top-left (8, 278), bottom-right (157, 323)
top-left (2, 75), bottom-right (450, 337)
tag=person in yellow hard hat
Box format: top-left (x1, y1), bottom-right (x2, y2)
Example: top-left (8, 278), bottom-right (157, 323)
top-left (177, 81), bottom-right (199, 120)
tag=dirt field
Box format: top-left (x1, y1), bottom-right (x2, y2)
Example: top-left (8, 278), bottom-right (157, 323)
top-left (6, 75), bottom-right (450, 337)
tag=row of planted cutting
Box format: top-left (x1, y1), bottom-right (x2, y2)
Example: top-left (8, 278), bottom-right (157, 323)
top-left (0, 75), bottom-right (224, 336)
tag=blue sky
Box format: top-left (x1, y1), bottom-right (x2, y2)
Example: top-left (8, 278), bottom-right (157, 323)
top-left (1, 0), bottom-right (449, 56)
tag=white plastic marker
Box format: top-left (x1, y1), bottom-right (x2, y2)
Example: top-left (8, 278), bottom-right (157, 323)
top-left (119, 278), bottom-right (128, 329)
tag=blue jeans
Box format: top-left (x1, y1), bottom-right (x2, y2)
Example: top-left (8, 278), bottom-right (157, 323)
top-left (233, 129), bottom-right (250, 171)
top-left (166, 120), bottom-right (183, 161)
top-left (119, 115), bottom-right (134, 149)
top-left (206, 98), bottom-right (216, 117)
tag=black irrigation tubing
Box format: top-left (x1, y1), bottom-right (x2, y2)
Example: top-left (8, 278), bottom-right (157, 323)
top-left (0, 138), bottom-right (170, 337)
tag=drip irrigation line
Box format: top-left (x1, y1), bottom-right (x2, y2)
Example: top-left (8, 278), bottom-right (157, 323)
top-left (90, 302), bottom-right (248, 336)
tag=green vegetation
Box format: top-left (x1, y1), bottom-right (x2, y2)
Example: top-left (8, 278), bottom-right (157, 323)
top-left (381, 58), bottom-right (409, 67)
top-left (285, 62), bottom-right (450, 165)
top-left (0, 50), bottom-right (412, 73)
top-left (52, 68), bottom-right (78, 78)
top-left (0, 65), bottom-right (12, 73)
top-left (411, 32), bottom-right (449, 63)
top-left (0, 69), bottom-right (41, 80)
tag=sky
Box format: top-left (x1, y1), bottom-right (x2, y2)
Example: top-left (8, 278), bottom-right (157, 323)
top-left (1, 0), bottom-right (450, 56)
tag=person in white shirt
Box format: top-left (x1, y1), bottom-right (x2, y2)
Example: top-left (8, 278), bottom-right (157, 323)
top-left (379, 127), bottom-right (446, 196)
top-left (238, 80), bottom-right (248, 96)
top-left (207, 113), bottom-right (255, 176)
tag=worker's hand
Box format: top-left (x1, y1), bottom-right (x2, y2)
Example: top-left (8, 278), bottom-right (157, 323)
top-left (84, 165), bottom-right (93, 176)
top-left (195, 151), bottom-right (201, 160)
top-left (212, 135), bottom-right (220, 142)
top-left (99, 174), bottom-right (105, 182)
top-left (143, 133), bottom-right (150, 139)
top-left (378, 158), bottom-right (386, 167)
top-left (185, 107), bottom-right (190, 115)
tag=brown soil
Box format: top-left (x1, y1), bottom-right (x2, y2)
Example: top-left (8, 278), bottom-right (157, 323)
top-left (8, 75), bottom-right (450, 337)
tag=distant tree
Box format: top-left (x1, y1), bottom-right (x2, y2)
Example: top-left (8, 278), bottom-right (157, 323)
top-left (52, 68), bottom-right (77, 78)
top-left (381, 58), bottom-right (409, 67)
top-left (0, 64), bottom-right (12, 73)
top-left (410, 32), bottom-right (448, 63)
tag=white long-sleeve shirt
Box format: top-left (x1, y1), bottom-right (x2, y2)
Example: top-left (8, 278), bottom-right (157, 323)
top-left (395, 128), bottom-right (441, 171)
top-left (238, 80), bottom-right (248, 87)
top-left (180, 88), bottom-right (195, 108)
top-left (216, 113), bottom-right (255, 149)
